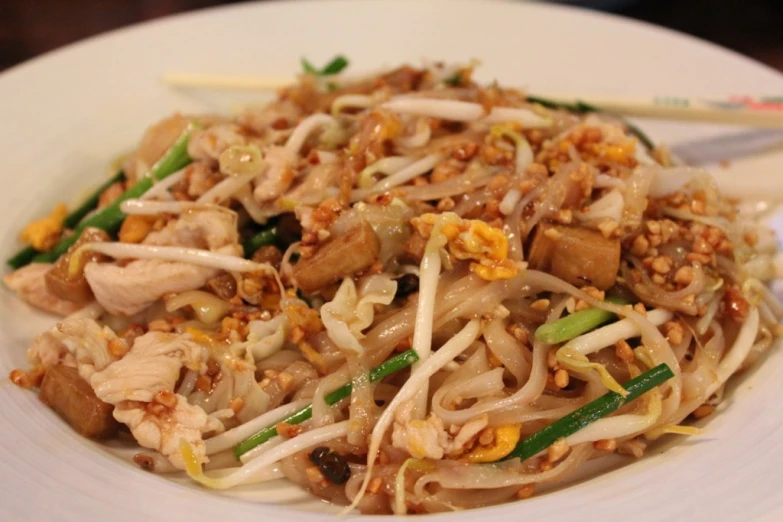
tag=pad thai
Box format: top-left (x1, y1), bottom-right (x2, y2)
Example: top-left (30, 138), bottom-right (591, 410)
top-left (5, 58), bottom-right (782, 514)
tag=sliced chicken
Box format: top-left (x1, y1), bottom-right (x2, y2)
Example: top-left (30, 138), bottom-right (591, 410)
top-left (51, 317), bottom-right (123, 381)
top-left (187, 123), bottom-right (247, 163)
top-left (84, 260), bottom-right (217, 316)
top-left (28, 331), bottom-right (75, 369)
top-left (253, 145), bottom-right (297, 203)
top-left (91, 331), bottom-right (206, 404)
top-left (4, 263), bottom-right (82, 316)
top-left (143, 209), bottom-right (239, 251)
top-left (90, 331), bottom-right (216, 468)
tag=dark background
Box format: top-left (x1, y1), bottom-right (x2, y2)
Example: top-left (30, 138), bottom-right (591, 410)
top-left (1, 0), bottom-right (782, 72)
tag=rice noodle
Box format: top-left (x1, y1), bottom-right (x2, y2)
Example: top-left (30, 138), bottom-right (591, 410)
top-left (186, 421), bottom-right (350, 489)
top-left (343, 319), bottom-right (481, 515)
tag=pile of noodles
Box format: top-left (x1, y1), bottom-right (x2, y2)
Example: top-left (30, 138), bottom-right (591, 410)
top-left (13, 60), bottom-right (783, 515)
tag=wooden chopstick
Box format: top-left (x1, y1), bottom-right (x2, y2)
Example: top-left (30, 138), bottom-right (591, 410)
top-left (540, 94), bottom-right (783, 129)
top-left (162, 73), bottom-right (783, 129)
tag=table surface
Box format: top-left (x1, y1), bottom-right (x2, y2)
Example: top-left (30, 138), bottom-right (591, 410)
top-left (1, 0), bottom-right (782, 72)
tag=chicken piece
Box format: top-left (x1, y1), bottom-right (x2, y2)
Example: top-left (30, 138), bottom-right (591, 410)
top-left (143, 209), bottom-right (239, 251)
top-left (113, 394), bottom-right (222, 469)
top-left (527, 222), bottom-right (621, 290)
top-left (122, 114), bottom-right (190, 183)
top-left (51, 317), bottom-right (123, 381)
top-left (90, 331), bottom-right (206, 404)
top-left (28, 331), bottom-right (75, 369)
top-left (187, 123), bottom-right (247, 162)
top-left (391, 401), bottom-right (489, 459)
top-left (84, 260), bottom-right (217, 316)
top-left (293, 221), bottom-right (381, 294)
top-left (253, 146), bottom-right (298, 203)
top-left (90, 331), bottom-right (216, 467)
top-left (45, 227), bottom-right (110, 306)
top-left (4, 263), bottom-right (82, 316)
top-left (39, 365), bottom-right (119, 440)
top-left (237, 99), bottom-right (303, 134)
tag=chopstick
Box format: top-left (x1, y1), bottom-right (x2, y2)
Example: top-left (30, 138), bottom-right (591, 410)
top-left (539, 94), bottom-right (783, 129)
top-left (162, 72), bottom-right (783, 129)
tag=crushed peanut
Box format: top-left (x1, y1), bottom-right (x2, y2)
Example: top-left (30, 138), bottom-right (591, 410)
top-left (516, 484), bottom-right (536, 499)
top-left (547, 438), bottom-right (570, 463)
top-left (530, 298), bottom-right (550, 312)
top-left (553, 369), bottom-right (570, 389)
top-left (615, 340), bottom-right (635, 364)
top-left (692, 404), bottom-right (715, 419)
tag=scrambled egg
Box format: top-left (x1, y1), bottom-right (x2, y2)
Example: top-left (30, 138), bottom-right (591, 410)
top-left (462, 424), bottom-right (521, 463)
top-left (20, 203), bottom-right (68, 251)
top-left (414, 213), bottom-right (519, 281)
top-left (589, 139), bottom-right (637, 164)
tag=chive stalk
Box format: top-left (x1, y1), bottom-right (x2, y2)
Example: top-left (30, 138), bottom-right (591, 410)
top-left (242, 226), bottom-right (278, 258)
top-left (234, 349), bottom-right (419, 458)
top-left (6, 171), bottom-right (127, 269)
top-left (32, 123), bottom-right (196, 263)
top-left (505, 363), bottom-right (675, 461)
top-left (534, 297), bottom-right (626, 345)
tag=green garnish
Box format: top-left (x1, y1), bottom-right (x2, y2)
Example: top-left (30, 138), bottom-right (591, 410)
top-left (527, 95), bottom-right (655, 150)
top-left (32, 123), bottom-right (197, 264)
top-left (7, 171), bottom-right (127, 269)
top-left (234, 349), bottom-right (419, 458)
top-left (301, 55), bottom-right (349, 76)
top-left (505, 363), bottom-right (675, 461)
top-left (535, 297), bottom-right (627, 345)
top-left (444, 72), bottom-right (461, 86)
top-left (242, 226), bottom-right (278, 258)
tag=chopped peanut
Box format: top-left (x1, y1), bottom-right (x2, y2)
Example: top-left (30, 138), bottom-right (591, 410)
top-left (615, 340), bottom-right (635, 363)
top-left (547, 438), bottom-right (570, 463)
top-left (553, 369), bottom-right (570, 389)
top-left (692, 405), bottom-right (715, 419)
top-left (516, 484), bottom-right (535, 499)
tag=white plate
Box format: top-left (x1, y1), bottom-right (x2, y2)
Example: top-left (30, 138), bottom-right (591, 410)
top-left (1, 1), bottom-right (782, 521)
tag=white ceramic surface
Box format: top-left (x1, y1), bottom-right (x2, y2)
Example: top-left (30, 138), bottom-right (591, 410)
top-left (1, 1), bottom-right (781, 521)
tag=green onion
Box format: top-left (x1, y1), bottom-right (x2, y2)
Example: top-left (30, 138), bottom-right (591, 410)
top-left (6, 246), bottom-right (38, 270)
top-left (534, 297), bottom-right (626, 345)
top-left (301, 55), bottom-right (349, 76)
top-left (444, 72), bottom-right (461, 86)
top-left (234, 349), bottom-right (419, 458)
top-left (526, 95), bottom-right (655, 150)
top-left (242, 226), bottom-right (278, 258)
top-left (32, 123), bottom-right (197, 264)
top-left (505, 363), bottom-right (674, 461)
top-left (6, 171), bottom-right (127, 269)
